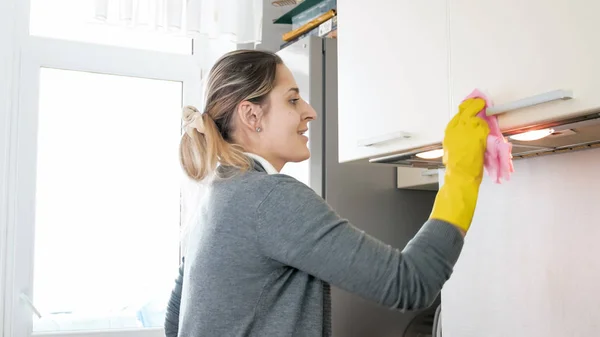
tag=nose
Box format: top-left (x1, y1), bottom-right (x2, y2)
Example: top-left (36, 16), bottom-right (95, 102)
top-left (303, 99), bottom-right (317, 121)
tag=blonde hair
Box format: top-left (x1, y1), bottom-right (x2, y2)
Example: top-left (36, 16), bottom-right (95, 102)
top-left (180, 50), bottom-right (283, 181)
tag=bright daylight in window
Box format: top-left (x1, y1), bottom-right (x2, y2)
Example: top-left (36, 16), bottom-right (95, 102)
top-left (32, 68), bottom-right (183, 331)
top-left (29, 0), bottom-right (192, 54)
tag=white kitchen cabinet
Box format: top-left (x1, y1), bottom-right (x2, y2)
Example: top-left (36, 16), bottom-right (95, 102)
top-left (449, 0), bottom-right (600, 132)
top-left (337, 0), bottom-right (450, 163)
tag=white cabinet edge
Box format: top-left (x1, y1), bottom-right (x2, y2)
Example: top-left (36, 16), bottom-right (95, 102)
top-left (396, 167), bottom-right (440, 191)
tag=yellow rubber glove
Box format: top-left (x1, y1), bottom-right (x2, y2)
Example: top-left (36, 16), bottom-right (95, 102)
top-left (430, 98), bottom-right (490, 232)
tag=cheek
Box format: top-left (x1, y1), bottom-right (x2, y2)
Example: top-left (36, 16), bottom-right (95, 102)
top-left (269, 110), bottom-right (300, 136)
top-left (263, 105), bottom-right (303, 145)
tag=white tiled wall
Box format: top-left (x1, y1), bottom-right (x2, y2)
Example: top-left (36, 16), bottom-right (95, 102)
top-left (441, 148), bottom-right (600, 336)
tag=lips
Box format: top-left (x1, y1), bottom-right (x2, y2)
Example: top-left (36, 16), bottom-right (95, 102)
top-left (298, 129), bottom-right (308, 135)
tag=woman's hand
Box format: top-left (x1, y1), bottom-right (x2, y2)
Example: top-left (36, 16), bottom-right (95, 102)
top-left (443, 98), bottom-right (489, 181)
top-left (430, 98), bottom-right (489, 233)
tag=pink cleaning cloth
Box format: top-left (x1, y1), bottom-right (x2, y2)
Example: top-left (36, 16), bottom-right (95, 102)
top-left (463, 89), bottom-right (514, 184)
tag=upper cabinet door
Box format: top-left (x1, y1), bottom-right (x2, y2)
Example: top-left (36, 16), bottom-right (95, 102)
top-left (449, 0), bottom-right (600, 131)
top-left (337, 0), bottom-right (450, 163)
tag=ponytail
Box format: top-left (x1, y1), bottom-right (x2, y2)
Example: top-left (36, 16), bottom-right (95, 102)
top-left (179, 105), bottom-right (251, 181)
top-left (179, 50), bottom-right (283, 181)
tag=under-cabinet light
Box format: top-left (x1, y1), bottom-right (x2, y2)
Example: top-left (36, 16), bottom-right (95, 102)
top-left (415, 149), bottom-right (444, 159)
top-left (509, 128), bottom-right (554, 141)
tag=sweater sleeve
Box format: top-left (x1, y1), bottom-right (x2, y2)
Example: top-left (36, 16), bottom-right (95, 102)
top-left (255, 178), bottom-right (464, 311)
top-left (164, 258), bottom-right (184, 337)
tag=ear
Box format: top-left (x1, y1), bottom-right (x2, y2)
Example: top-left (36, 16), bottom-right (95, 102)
top-left (237, 100), bottom-right (263, 132)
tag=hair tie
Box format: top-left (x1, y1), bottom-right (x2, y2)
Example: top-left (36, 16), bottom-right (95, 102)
top-left (182, 105), bottom-right (206, 137)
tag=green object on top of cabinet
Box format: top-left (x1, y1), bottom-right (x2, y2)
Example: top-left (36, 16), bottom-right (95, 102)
top-left (273, 0), bottom-right (326, 24)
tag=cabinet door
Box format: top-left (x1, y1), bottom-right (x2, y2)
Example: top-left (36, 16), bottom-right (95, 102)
top-left (337, 0), bottom-right (450, 162)
top-left (449, 0), bottom-right (600, 131)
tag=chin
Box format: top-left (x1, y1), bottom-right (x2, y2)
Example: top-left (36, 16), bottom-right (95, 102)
top-left (289, 147), bottom-right (311, 163)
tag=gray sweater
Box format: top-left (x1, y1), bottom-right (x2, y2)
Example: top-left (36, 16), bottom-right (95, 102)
top-left (165, 160), bottom-right (464, 337)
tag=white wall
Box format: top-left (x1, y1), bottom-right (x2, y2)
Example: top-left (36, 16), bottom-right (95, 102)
top-left (238, 0), bottom-right (290, 52)
top-left (256, 1), bottom-right (290, 52)
top-left (441, 148), bottom-right (600, 336)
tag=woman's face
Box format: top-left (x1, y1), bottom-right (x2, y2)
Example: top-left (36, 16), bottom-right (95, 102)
top-left (256, 64), bottom-right (317, 170)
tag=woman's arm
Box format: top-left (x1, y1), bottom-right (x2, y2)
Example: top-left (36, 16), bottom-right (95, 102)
top-left (164, 258), bottom-right (184, 337)
top-left (255, 178), bottom-right (463, 311)
top-left (254, 98), bottom-right (488, 311)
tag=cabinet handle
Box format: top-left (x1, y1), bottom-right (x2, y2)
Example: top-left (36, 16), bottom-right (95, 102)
top-left (486, 89), bottom-right (573, 116)
top-left (357, 131), bottom-right (411, 147)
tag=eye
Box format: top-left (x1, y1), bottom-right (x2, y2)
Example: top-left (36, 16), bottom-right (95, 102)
top-left (289, 98), bottom-right (300, 105)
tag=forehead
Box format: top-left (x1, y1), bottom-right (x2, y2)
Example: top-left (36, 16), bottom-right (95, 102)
top-left (273, 64), bottom-right (298, 91)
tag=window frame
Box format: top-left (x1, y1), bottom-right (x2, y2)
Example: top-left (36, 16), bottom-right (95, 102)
top-left (1, 0), bottom-right (203, 336)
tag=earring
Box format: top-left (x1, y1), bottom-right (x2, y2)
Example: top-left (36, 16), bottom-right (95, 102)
top-left (256, 127), bottom-right (262, 132)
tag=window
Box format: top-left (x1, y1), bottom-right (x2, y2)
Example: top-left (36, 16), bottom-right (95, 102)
top-left (5, 1), bottom-right (202, 335)
top-left (29, 0), bottom-right (192, 54)
top-left (31, 68), bottom-right (182, 332)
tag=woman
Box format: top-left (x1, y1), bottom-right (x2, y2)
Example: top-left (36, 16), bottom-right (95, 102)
top-left (164, 50), bottom-right (489, 336)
